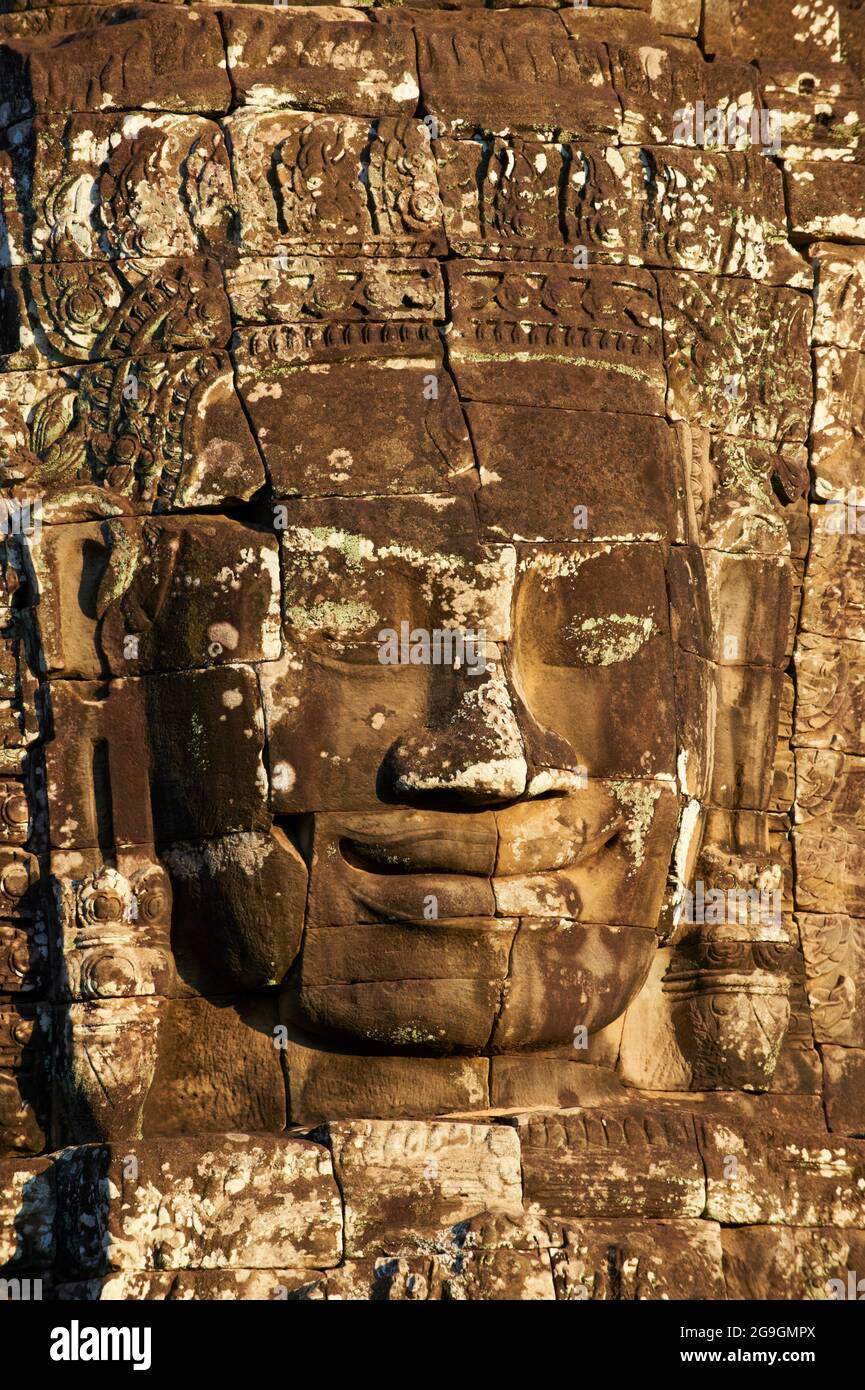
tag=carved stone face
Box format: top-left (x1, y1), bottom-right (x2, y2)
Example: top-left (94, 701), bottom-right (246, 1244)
top-left (268, 492), bottom-right (681, 1055)
top-left (0, 0), bottom-right (835, 1144)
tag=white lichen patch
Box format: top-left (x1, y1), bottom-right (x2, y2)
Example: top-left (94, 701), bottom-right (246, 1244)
top-left (284, 597), bottom-right (379, 636)
top-left (610, 781), bottom-right (662, 869)
top-left (564, 613), bottom-right (656, 665)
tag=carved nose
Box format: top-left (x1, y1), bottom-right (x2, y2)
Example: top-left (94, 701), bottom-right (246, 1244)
top-left (382, 648), bottom-right (527, 805)
top-left (381, 647), bottom-right (582, 806)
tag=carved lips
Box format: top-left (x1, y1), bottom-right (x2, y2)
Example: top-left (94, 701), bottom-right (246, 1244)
top-left (307, 787), bottom-right (675, 931)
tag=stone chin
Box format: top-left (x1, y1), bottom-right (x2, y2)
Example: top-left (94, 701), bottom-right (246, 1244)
top-left (290, 915), bottom-right (659, 1055)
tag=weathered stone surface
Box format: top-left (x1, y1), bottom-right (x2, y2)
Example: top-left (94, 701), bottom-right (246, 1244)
top-left (514, 545), bottom-right (679, 778)
top-left (758, 62), bottom-right (865, 161)
top-left (292, 921), bottom-right (513, 1053)
top-left (471, 408), bottom-right (684, 542)
top-left (685, 431), bottom-right (809, 557)
top-left (559, 3), bottom-right (661, 44)
top-left (438, 139), bottom-right (803, 280)
top-left (45, 667), bottom-right (268, 849)
top-left (226, 109), bottom-right (444, 256)
top-left (0, 7), bottom-right (231, 119)
top-left (275, 492), bottom-right (512, 646)
top-left (801, 508), bottom-right (865, 640)
top-left (0, 256), bottom-right (232, 370)
top-left (0, 918), bottom-right (46, 996)
top-left (140, 995), bottom-right (286, 1137)
top-left (30, 515), bottom-right (280, 678)
top-left (821, 1045), bottom-right (865, 1135)
top-left (445, 260), bottom-right (666, 414)
top-left (795, 748), bottom-right (865, 916)
top-left (437, 136), bottom-right (635, 263)
top-left (786, 159), bottom-right (865, 241)
top-left (0, 1153), bottom-right (53, 1269)
top-left (813, 243), bottom-right (865, 351)
top-left (552, 1217), bottom-right (725, 1299)
top-left (222, 7), bottom-right (419, 116)
top-left (709, 665), bottom-right (785, 810)
top-left (0, 113), bottom-right (235, 263)
top-left (164, 828), bottom-right (306, 993)
top-left (518, 1106), bottom-right (706, 1219)
top-left (705, 0), bottom-right (843, 64)
top-left (55, 1134), bottom-right (343, 1277)
top-left (811, 347), bottom-right (865, 502)
top-left (795, 631), bottom-right (865, 753)
top-left (234, 324), bottom-right (474, 498)
top-left (672, 548), bottom-right (792, 668)
top-left (7, 0), bottom-right (865, 1302)
top-left (608, 41), bottom-right (761, 147)
top-left (49, 848), bottom-right (174, 1004)
top-left (800, 911), bottom-right (865, 1046)
top-left (643, 148), bottom-right (802, 284)
top-left (284, 1037), bottom-right (490, 1125)
top-left (325, 1118), bottom-right (522, 1256)
top-left (659, 273), bottom-right (813, 442)
top-left (650, 0), bottom-right (701, 35)
top-left (0, 351), bottom-right (265, 513)
top-left (489, 1054), bottom-right (628, 1111)
top-left (0, 998), bottom-right (49, 1157)
top-left (415, 10), bottom-right (620, 140)
top-left (701, 1116), bottom-right (865, 1226)
top-left (58, 1268), bottom-right (328, 1301)
top-left (492, 921), bottom-right (656, 1050)
top-left (225, 255), bottom-right (444, 326)
top-left (723, 1225), bottom-right (865, 1299)
top-left (260, 645), bottom-right (428, 814)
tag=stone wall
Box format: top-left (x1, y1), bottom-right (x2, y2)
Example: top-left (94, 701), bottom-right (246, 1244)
top-left (1, 0), bottom-right (865, 1300)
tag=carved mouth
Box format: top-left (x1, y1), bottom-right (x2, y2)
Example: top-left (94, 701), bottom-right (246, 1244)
top-left (310, 796), bottom-right (663, 931)
top-left (338, 816), bottom-right (622, 880)
top-left (338, 833), bottom-right (486, 877)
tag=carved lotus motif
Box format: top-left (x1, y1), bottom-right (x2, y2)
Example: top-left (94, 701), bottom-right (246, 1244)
top-left (61, 998), bottom-right (161, 1142)
top-left (684, 988), bottom-right (791, 1092)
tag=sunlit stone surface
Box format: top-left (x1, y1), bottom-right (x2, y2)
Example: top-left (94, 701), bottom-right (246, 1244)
top-left (2, 0), bottom-right (865, 1301)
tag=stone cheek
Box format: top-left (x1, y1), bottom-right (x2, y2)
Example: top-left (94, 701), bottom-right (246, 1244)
top-left (0, 0), bottom-right (862, 1301)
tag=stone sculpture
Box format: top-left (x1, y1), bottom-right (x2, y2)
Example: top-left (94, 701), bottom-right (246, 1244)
top-left (2, 0), bottom-right (865, 1301)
